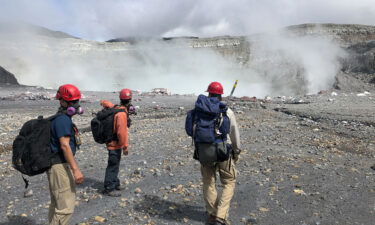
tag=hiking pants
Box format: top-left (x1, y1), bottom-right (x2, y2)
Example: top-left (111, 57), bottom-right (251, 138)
top-left (104, 149), bottom-right (122, 191)
top-left (200, 157), bottom-right (237, 221)
top-left (47, 163), bottom-right (76, 225)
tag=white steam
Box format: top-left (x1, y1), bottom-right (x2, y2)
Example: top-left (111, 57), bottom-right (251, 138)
top-left (0, 31), bottom-right (239, 95)
top-left (247, 31), bottom-right (346, 95)
top-left (0, 29), bottom-right (346, 97)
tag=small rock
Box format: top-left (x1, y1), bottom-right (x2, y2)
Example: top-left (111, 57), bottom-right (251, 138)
top-left (294, 189), bottom-right (306, 195)
top-left (94, 216), bottom-right (106, 223)
top-left (154, 105), bottom-right (161, 110)
top-left (318, 90), bottom-right (328, 94)
top-left (133, 168), bottom-right (142, 175)
top-left (134, 188), bottom-right (142, 194)
top-left (357, 91), bottom-right (370, 96)
top-left (24, 189), bottom-right (33, 198)
top-left (154, 172), bottom-right (162, 177)
top-left (248, 217), bottom-right (258, 224)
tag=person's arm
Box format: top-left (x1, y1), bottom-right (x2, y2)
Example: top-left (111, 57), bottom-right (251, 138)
top-left (115, 112), bottom-right (129, 155)
top-left (228, 109), bottom-right (241, 151)
top-left (227, 108), bottom-right (241, 162)
top-left (60, 136), bottom-right (84, 184)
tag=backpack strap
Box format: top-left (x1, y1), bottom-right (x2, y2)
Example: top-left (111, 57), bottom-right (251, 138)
top-left (191, 109), bottom-right (196, 146)
top-left (22, 175), bottom-right (29, 189)
top-left (113, 105), bottom-right (128, 114)
top-left (214, 113), bottom-right (223, 136)
top-left (46, 112), bottom-right (64, 121)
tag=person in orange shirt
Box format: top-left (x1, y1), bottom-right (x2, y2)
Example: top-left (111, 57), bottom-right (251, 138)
top-left (100, 88), bottom-right (131, 197)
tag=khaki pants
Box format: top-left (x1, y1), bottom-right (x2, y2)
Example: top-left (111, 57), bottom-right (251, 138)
top-left (47, 163), bottom-right (76, 225)
top-left (201, 157), bottom-right (237, 220)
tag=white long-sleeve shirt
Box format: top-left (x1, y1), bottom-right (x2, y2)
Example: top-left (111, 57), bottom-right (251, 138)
top-left (226, 107), bottom-right (241, 151)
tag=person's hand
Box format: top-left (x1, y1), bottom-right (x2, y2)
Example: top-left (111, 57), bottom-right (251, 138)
top-left (232, 148), bottom-right (241, 164)
top-left (123, 147), bottom-right (129, 156)
top-left (233, 153), bottom-right (240, 163)
top-left (72, 168), bottom-right (84, 184)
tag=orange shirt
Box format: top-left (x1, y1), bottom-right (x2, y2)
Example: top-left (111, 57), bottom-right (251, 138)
top-left (100, 100), bottom-right (128, 150)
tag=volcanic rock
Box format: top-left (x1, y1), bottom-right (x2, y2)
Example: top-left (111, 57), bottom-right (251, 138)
top-left (0, 66), bottom-right (19, 85)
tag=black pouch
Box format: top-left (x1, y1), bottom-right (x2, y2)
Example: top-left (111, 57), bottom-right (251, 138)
top-left (195, 142), bottom-right (231, 164)
top-left (195, 143), bottom-right (217, 164)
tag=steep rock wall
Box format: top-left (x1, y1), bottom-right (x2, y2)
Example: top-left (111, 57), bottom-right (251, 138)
top-left (0, 66), bottom-right (19, 85)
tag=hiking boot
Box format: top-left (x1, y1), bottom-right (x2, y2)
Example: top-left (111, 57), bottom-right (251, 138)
top-left (102, 190), bottom-right (121, 197)
top-left (207, 214), bottom-right (217, 225)
top-left (214, 218), bottom-right (230, 225)
top-left (214, 222), bottom-right (225, 225)
top-left (115, 185), bottom-right (125, 191)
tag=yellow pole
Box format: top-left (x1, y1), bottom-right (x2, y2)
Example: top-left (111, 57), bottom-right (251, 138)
top-left (229, 80), bottom-right (238, 97)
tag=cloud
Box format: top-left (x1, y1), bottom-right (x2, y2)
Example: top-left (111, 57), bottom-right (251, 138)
top-left (0, 0), bottom-right (374, 40)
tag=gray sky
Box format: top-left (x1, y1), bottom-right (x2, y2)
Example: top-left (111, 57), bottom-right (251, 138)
top-left (1, 0), bottom-right (375, 41)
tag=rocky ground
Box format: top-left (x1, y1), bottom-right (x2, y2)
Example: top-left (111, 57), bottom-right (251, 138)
top-left (0, 86), bottom-right (374, 225)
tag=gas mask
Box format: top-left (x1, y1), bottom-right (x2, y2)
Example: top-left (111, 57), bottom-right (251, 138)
top-left (66, 102), bottom-right (84, 116)
top-left (128, 104), bottom-right (137, 115)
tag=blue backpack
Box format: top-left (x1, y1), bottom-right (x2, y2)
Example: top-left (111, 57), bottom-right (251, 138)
top-left (185, 95), bottom-right (231, 163)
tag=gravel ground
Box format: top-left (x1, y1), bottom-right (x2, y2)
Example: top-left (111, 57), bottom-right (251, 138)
top-left (0, 86), bottom-right (374, 225)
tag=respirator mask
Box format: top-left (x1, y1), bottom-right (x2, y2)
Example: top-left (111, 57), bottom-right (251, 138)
top-left (128, 104), bottom-right (137, 115)
top-left (66, 101), bottom-right (84, 116)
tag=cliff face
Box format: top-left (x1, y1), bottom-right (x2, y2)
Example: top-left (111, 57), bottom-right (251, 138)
top-left (0, 66), bottom-right (19, 85)
top-left (187, 24), bottom-right (375, 93)
top-left (286, 24), bottom-right (375, 45)
top-left (343, 41), bottom-right (375, 74)
top-left (189, 24), bottom-right (375, 71)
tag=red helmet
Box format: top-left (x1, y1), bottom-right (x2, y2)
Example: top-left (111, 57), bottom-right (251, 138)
top-left (206, 81), bottom-right (224, 95)
top-left (119, 88), bottom-right (132, 100)
top-left (55, 84), bottom-right (81, 101)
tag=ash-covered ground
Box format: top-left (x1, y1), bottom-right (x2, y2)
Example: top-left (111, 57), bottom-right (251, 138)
top-left (0, 85), bottom-right (374, 225)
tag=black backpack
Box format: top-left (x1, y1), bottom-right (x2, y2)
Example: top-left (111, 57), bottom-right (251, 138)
top-left (91, 108), bottom-right (126, 144)
top-left (12, 114), bottom-right (59, 177)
